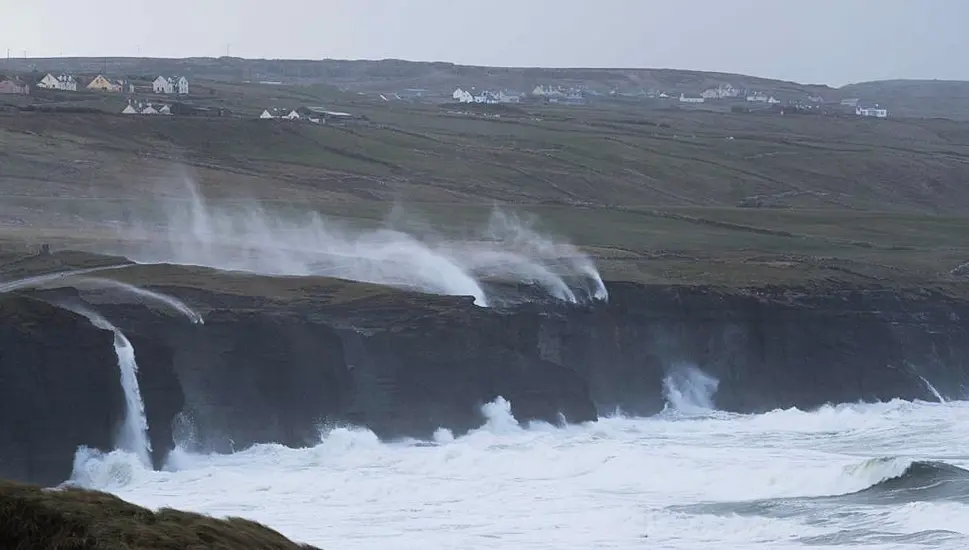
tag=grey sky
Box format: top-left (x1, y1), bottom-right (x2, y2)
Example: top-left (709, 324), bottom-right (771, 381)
top-left (4, 0), bottom-right (967, 86)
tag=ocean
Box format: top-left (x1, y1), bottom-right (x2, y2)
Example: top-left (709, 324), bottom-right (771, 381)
top-left (68, 393), bottom-right (969, 550)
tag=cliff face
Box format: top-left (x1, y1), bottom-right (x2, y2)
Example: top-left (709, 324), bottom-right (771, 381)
top-left (0, 296), bottom-right (125, 487)
top-left (538, 284), bottom-right (969, 416)
top-left (3, 280), bottom-right (969, 487)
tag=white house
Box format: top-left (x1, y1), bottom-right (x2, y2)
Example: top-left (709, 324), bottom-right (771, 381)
top-left (37, 73), bottom-right (78, 91)
top-left (152, 76), bottom-right (173, 94)
top-left (158, 104), bottom-right (172, 115)
top-left (283, 109), bottom-right (301, 120)
top-left (474, 91), bottom-right (499, 104)
top-left (452, 87), bottom-right (474, 103)
top-left (856, 106), bottom-right (888, 118)
top-left (701, 83), bottom-right (739, 99)
top-left (174, 76), bottom-right (189, 95)
top-left (141, 104), bottom-right (158, 115)
top-left (498, 90), bottom-right (521, 104)
top-left (746, 93), bottom-right (769, 103)
top-left (259, 109), bottom-right (275, 119)
top-left (679, 93), bottom-right (705, 104)
top-left (153, 76), bottom-right (189, 95)
top-left (121, 104), bottom-right (138, 114)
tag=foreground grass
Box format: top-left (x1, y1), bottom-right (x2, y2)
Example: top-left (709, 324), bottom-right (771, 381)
top-left (0, 479), bottom-right (320, 550)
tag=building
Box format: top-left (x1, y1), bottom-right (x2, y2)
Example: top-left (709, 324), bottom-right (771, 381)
top-left (679, 93), bottom-right (705, 104)
top-left (153, 76), bottom-right (189, 95)
top-left (0, 77), bottom-right (29, 95)
top-left (701, 83), bottom-right (739, 99)
top-left (37, 73), bottom-right (77, 91)
top-left (86, 74), bottom-right (122, 92)
top-left (452, 87), bottom-right (474, 103)
top-left (300, 106), bottom-right (367, 125)
top-left (498, 90), bottom-right (521, 104)
top-left (856, 106), bottom-right (888, 118)
top-left (152, 76), bottom-right (173, 94)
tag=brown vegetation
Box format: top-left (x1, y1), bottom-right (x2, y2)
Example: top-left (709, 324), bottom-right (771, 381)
top-left (0, 479), bottom-right (321, 550)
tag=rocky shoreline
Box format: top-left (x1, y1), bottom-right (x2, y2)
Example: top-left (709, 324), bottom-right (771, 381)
top-left (2, 252), bottom-right (969, 486)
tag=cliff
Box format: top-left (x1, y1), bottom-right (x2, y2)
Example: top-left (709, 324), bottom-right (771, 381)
top-left (0, 295), bottom-right (125, 487)
top-left (2, 260), bottom-right (969, 486)
top-left (0, 479), bottom-right (321, 550)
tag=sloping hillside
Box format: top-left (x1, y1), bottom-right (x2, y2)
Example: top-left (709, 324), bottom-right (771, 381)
top-left (839, 79), bottom-right (969, 120)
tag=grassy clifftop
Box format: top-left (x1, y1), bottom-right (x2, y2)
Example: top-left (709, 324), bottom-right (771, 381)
top-left (0, 479), bottom-right (320, 550)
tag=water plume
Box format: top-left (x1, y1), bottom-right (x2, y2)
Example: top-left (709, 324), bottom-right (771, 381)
top-left (0, 270), bottom-right (203, 324)
top-left (73, 277), bottom-right (203, 324)
top-left (116, 179), bottom-right (608, 307)
top-left (0, 265), bottom-right (128, 294)
top-left (662, 363), bottom-right (720, 414)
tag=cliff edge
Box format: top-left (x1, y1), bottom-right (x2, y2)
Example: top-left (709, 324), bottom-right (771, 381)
top-left (2, 252), bottom-right (969, 487)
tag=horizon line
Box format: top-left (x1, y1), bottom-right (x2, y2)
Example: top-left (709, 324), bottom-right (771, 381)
top-left (3, 55), bottom-right (966, 88)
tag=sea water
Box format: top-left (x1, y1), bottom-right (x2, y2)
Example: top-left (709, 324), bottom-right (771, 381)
top-left (70, 397), bottom-right (969, 549)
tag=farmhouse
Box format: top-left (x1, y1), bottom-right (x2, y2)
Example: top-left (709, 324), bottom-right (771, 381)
top-left (679, 93), bottom-right (705, 104)
top-left (86, 74), bottom-right (122, 92)
top-left (0, 77), bottom-right (29, 95)
top-left (857, 106), bottom-right (888, 118)
top-left (152, 76), bottom-right (189, 95)
top-left (37, 73), bottom-right (77, 91)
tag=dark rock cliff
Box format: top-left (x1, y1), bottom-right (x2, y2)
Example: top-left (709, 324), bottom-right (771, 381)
top-left (0, 296), bottom-right (125, 487)
top-left (537, 284), bottom-right (969, 416)
top-left (3, 278), bottom-right (969, 487)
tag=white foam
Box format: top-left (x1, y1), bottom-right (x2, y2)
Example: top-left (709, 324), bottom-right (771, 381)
top-left (69, 398), bottom-right (969, 549)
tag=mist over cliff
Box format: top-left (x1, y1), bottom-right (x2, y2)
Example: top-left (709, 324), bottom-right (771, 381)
top-left (105, 180), bottom-right (607, 308)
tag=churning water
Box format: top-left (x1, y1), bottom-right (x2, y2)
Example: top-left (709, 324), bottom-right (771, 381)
top-left (69, 395), bottom-right (969, 549)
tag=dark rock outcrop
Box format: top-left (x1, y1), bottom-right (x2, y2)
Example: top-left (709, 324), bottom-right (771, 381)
top-left (4, 274), bottom-right (969, 487)
top-left (0, 296), bottom-right (125, 487)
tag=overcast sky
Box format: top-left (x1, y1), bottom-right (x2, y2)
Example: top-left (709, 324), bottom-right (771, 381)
top-left (3, 0), bottom-right (966, 86)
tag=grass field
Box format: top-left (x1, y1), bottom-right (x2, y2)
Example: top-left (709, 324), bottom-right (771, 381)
top-left (2, 75), bottom-right (969, 290)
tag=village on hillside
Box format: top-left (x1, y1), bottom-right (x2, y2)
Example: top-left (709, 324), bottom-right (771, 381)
top-left (447, 82), bottom-right (888, 118)
top-left (0, 69), bottom-right (890, 120)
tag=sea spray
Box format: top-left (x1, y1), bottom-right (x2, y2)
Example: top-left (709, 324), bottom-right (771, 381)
top-left (0, 270), bottom-right (203, 324)
top-left (115, 178), bottom-right (607, 306)
top-left (662, 363), bottom-right (720, 414)
top-left (74, 277), bottom-right (203, 324)
top-left (63, 305), bottom-right (153, 468)
top-left (0, 264), bottom-right (129, 294)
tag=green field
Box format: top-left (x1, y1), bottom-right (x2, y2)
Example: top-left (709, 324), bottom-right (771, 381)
top-left (2, 74), bottom-right (969, 290)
